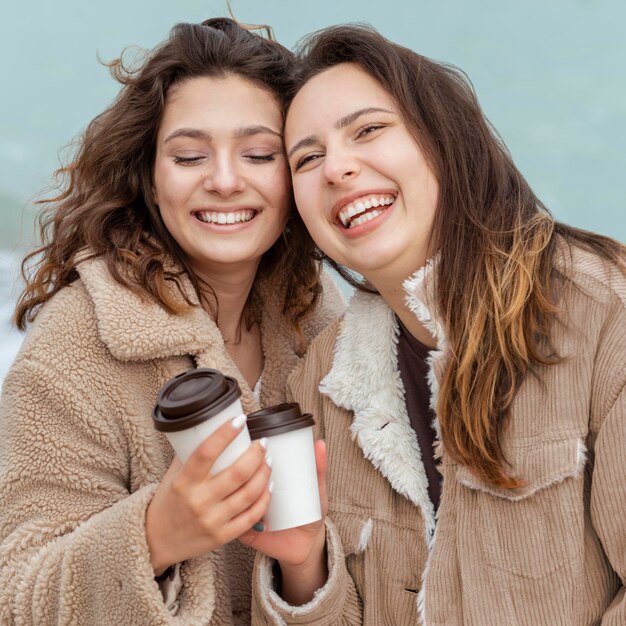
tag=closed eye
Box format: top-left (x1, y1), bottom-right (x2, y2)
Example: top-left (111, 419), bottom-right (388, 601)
top-left (173, 155), bottom-right (204, 165)
top-left (246, 153), bottom-right (277, 163)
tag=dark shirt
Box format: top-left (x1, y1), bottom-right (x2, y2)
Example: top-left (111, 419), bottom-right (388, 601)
top-left (396, 317), bottom-right (442, 511)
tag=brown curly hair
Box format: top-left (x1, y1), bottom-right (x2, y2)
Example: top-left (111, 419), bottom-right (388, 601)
top-left (14, 18), bottom-right (322, 350)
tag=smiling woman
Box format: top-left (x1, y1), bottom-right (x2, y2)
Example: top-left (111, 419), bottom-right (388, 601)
top-left (154, 75), bottom-right (290, 278)
top-left (250, 25), bottom-right (626, 626)
top-left (286, 64), bottom-right (439, 293)
top-left (0, 18), bottom-right (344, 626)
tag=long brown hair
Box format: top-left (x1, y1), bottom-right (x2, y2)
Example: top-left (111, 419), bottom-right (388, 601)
top-left (290, 25), bottom-right (625, 487)
top-left (15, 18), bottom-right (321, 349)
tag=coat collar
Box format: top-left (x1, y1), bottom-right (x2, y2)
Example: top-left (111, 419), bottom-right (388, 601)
top-left (320, 260), bottom-right (447, 541)
top-left (77, 256), bottom-right (302, 412)
top-left (77, 256), bottom-right (217, 362)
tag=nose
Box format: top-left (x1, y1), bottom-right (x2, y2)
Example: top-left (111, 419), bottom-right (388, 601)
top-left (203, 153), bottom-right (244, 197)
top-left (322, 147), bottom-right (360, 186)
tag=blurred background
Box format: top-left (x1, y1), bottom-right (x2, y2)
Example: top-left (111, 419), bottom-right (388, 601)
top-left (1, 0), bottom-right (625, 381)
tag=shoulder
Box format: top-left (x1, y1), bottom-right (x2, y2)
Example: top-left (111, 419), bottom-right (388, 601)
top-left (556, 243), bottom-right (626, 309)
top-left (555, 244), bottom-right (626, 417)
top-left (288, 317), bottom-right (343, 394)
top-left (14, 279), bottom-right (103, 372)
top-left (300, 269), bottom-right (348, 342)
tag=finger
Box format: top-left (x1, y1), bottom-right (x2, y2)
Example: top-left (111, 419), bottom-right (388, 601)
top-left (208, 440), bottom-right (270, 501)
top-left (228, 487), bottom-right (272, 540)
top-left (221, 459), bottom-right (272, 521)
top-left (183, 415), bottom-right (247, 481)
top-left (314, 439), bottom-right (329, 515)
top-left (158, 454), bottom-right (184, 489)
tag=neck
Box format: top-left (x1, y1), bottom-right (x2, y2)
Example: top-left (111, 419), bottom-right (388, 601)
top-left (193, 261), bottom-right (261, 342)
top-left (367, 270), bottom-right (437, 349)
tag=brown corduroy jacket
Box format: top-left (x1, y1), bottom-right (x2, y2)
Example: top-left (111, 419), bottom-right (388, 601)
top-left (253, 247), bottom-right (626, 625)
top-left (0, 256), bottom-right (345, 625)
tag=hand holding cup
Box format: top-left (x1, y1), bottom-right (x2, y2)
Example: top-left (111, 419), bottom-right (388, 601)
top-left (145, 416), bottom-right (272, 575)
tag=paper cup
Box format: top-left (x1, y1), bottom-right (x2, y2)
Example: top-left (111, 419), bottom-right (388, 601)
top-left (153, 368), bottom-right (251, 472)
top-left (247, 403), bottom-right (321, 531)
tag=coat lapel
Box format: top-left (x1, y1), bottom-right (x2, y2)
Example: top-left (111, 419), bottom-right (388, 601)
top-left (320, 291), bottom-right (437, 540)
top-left (78, 257), bottom-right (216, 361)
top-left (78, 256), bottom-right (304, 415)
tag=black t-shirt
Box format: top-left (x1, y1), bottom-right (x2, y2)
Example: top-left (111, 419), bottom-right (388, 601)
top-left (396, 317), bottom-right (442, 511)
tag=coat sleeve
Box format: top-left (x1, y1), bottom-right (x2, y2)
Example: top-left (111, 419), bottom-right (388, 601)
top-left (589, 291), bottom-right (626, 624)
top-left (251, 519), bottom-right (361, 625)
top-left (0, 360), bottom-right (178, 624)
top-left (250, 322), bottom-right (362, 625)
top-left (0, 298), bottom-right (218, 625)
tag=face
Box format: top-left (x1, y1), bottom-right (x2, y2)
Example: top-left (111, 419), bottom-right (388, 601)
top-left (285, 63), bottom-right (439, 284)
top-left (153, 75), bottom-right (290, 278)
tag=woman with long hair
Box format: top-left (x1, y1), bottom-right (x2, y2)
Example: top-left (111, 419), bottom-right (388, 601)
top-left (0, 18), bottom-right (343, 625)
top-left (249, 25), bottom-right (626, 625)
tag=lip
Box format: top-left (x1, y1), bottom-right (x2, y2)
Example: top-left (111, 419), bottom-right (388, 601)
top-left (192, 207), bottom-right (260, 229)
top-left (331, 189), bottom-right (397, 224)
top-left (339, 201), bottom-right (395, 239)
top-left (192, 206), bottom-right (259, 214)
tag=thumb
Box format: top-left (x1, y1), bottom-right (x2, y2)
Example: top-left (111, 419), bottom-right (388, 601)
top-left (313, 439), bottom-right (328, 515)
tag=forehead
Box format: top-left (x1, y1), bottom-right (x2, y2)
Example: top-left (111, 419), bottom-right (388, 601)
top-left (286, 63), bottom-right (394, 137)
top-left (159, 75), bottom-right (282, 134)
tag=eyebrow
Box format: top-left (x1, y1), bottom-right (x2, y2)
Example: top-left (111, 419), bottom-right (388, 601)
top-left (287, 107), bottom-right (395, 159)
top-left (234, 124), bottom-right (282, 139)
top-left (164, 125), bottom-right (282, 144)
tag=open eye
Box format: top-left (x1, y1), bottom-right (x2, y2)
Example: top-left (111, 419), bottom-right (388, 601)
top-left (293, 152), bottom-right (324, 172)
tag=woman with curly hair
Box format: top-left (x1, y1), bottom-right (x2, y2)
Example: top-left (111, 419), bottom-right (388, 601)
top-left (0, 18), bottom-right (343, 625)
top-left (250, 25), bottom-right (626, 625)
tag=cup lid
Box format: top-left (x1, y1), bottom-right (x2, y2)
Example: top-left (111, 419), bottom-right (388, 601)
top-left (152, 368), bottom-right (241, 432)
top-left (246, 403), bottom-right (315, 439)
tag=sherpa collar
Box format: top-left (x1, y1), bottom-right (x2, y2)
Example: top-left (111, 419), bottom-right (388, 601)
top-left (320, 260), bottom-right (447, 541)
top-left (77, 256), bottom-right (217, 362)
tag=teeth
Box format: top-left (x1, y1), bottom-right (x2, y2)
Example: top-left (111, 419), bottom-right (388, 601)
top-left (350, 209), bottom-right (384, 228)
top-left (196, 210), bottom-right (255, 224)
top-left (338, 195), bottom-right (394, 228)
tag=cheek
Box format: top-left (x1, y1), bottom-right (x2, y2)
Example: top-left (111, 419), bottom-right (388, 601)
top-left (292, 176), bottom-right (321, 224)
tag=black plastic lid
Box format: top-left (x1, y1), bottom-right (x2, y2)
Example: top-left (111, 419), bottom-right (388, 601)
top-left (152, 368), bottom-right (241, 432)
top-left (246, 402), bottom-right (315, 439)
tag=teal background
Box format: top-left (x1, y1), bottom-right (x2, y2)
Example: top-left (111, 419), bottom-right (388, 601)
top-left (1, 0), bottom-right (625, 379)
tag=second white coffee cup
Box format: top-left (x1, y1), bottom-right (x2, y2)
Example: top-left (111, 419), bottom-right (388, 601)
top-left (247, 403), bottom-right (321, 531)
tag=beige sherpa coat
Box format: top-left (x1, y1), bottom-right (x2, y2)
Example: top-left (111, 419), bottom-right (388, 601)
top-left (0, 256), bottom-right (344, 626)
top-left (252, 247), bottom-right (626, 625)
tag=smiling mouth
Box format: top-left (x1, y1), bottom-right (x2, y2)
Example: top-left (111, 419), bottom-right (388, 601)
top-left (194, 209), bottom-right (257, 225)
top-left (337, 194), bottom-right (395, 228)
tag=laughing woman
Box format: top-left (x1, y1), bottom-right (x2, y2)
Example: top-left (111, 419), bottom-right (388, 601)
top-left (250, 25), bottom-right (626, 625)
top-left (0, 19), bottom-right (343, 625)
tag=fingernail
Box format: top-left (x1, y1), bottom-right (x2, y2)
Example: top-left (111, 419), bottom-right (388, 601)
top-left (265, 455), bottom-right (273, 469)
top-left (259, 437), bottom-right (268, 450)
top-left (252, 522), bottom-right (265, 532)
top-left (231, 414), bottom-right (246, 429)
top-left (268, 481), bottom-right (274, 494)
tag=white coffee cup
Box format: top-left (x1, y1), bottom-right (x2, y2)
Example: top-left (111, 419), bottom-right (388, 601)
top-left (152, 368), bottom-right (251, 473)
top-left (247, 403), bottom-right (321, 531)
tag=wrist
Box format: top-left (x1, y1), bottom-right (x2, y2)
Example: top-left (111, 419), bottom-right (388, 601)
top-left (145, 501), bottom-right (175, 576)
top-left (280, 526), bottom-right (327, 573)
top-left (278, 526), bottom-right (328, 605)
